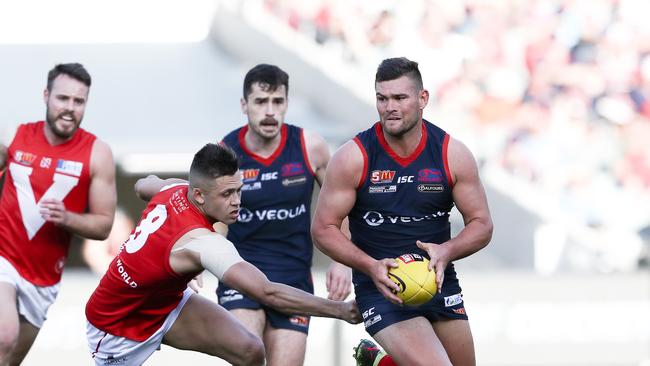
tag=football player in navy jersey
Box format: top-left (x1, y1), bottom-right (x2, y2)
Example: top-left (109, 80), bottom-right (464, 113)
top-left (216, 64), bottom-right (352, 366)
top-left (312, 57), bottom-right (493, 366)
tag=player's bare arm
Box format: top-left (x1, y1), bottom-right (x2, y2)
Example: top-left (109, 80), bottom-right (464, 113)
top-left (39, 139), bottom-right (116, 240)
top-left (416, 138), bottom-right (493, 292)
top-left (134, 175), bottom-right (187, 202)
top-left (170, 229), bottom-right (361, 324)
top-left (304, 129), bottom-right (353, 300)
top-left (134, 175), bottom-right (228, 235)
top-left (311, 141), bottom-right (402, 304)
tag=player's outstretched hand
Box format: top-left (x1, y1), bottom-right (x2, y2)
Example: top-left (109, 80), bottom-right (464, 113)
top-left (341, 299), bottom-right (362, 324)
top-left (369, 258), bottom-right (403, 305)
top-left (416, 240), bottom-right (450, 293)
top-left (39, 198), bottom-right (69, 226)
top-left (326, 262), bottom-right (352, 300)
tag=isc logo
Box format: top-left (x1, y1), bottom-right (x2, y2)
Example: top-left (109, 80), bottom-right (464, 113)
top-left (261, 172), bottom-right (278, 181)
top-left (397, 176), bottom-right (414, 184)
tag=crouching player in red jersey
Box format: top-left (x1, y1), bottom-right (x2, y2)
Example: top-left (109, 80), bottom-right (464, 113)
top-left (85, 143), bottom-right (361, 365)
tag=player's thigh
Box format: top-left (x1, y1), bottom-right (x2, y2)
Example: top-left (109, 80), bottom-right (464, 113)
top-left (0, 283), bottom-right (19, 350)
top-left (263, 327), bottom-right (307, 366)
top-left (163, 294), bottom-right (264, 364)
top-left (431, 318), bottom-right (475, 366)
top-left (9, 318), bottom-right (39, 365)
top-left (373, 316), bottom-right (452, 366)
top-left (230, 308), bottom-right (266, 338)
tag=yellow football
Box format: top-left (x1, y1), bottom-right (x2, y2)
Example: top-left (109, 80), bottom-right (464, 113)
top-left (387, 253), bottom-right (437, 306)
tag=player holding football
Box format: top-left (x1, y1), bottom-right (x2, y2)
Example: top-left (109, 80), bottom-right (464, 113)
top-left (85, 143), bottom-right (360, 365)
top-left (0, 63), bottom-right (116, 365)
top-left (311, 57), bottom-right (493, 366)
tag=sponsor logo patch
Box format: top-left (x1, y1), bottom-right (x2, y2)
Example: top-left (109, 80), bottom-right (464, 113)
top-left (417, 184), bottom-right (444, 193)
top-left (242, 169), bottom-right (260, 183)
top-left (282, 175), bottom-right (307, 187)
top-left (103, 355), bottom-right (129, 365)
top-left (220, 289), bottom-right (244, 303)
top-left (289, 315), bottom-right (310, 327)
top-left (237, 204), bottom-right (307, 222)
top-left (452, 307), bottom-right (466, 315)
top-left (364, 315), bottom-right (382, 328)
top-left (15, 150), bottom-right (37, 166)
top-left (55, 159), bottom-right (83, 177)
top-left (242, 182), bottom-right (262, 191)
top-left (237, 208), bottom-right (254, 223)
top-left (363, 210), bottom-right (449, 226)
top-left (444, 293), bottom-right (463, 307)
top-left (369, 185), bottom-right (397, 194)
top-left (418, 168), bottom-right (443, 182)
top-left (370, 170), bottom-right (396, 184)
top-left (40, 157), bottom-right (52, 169)
top-left (261, 171), bottom-right (278, 181)
top-left (282, 162), bottom-right (305, 177)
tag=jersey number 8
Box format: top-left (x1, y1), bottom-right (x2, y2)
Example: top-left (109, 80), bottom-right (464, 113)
top-left (125, 204), bottom-right (167, 253)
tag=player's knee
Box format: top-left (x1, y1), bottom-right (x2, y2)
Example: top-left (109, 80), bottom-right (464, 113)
top-left (0, 325), bottom-right (19, 358)
top-left (235, 335), bottom-right (265, 366)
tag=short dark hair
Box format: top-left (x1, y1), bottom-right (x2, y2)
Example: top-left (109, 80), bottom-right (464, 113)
top-left (243, 64), bottom-right (289, 100)
top-left (47, 63), bottom-right (92, 91)
top-left (189, 143), bottom-right (239, 187)
top-left (375, 57), bottom-right (423, 90)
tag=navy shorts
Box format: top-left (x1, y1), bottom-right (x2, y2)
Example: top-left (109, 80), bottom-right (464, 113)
top-left (216, 275), bottom-right (314, 334)
top-left (355, 274), bottom-right (469, 336)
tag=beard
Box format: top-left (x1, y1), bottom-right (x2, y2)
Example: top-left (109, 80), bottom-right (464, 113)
top-left (45, 107), bottom-right (81, 139)
top-left (382, 115), bottom-right (419, 138)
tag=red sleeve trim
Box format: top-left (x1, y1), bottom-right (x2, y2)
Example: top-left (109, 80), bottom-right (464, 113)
top-left (299, 129), bottom-right (315, 176)
top-left (442, 133), bottom-right (454, 188)
top-left (353, 137), bottom-right (368, 190)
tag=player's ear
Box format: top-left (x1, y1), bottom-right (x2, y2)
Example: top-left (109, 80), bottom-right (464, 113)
top-left (43, 88), bottom-right (50, 104)
top-left (192, 187), bottom-right (205, 205)
top-left (419, 89), bottom-right (429, 111)
top-left (240, 97), bottom-right (247, 114)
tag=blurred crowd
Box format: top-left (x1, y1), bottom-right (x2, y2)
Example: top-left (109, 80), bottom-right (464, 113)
top-left (251, 0), bottom-right (650, 271)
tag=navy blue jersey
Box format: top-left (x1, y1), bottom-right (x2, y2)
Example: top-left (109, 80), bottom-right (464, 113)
top-left (222, 123), bottom-right (315, 279)
top-left (349, 120), bottom-right (458, 287)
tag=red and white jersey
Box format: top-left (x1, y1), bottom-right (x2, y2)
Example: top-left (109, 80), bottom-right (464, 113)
top-left (0, 121), bottom-right (95, 286)
top-left (85, 184), bottom-right (214, 342)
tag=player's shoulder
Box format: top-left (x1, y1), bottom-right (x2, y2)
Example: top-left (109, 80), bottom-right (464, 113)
top-left (221, 126), bottom-right (243, 145)
top-left (90, 137), bottom-right (114, 164)
top-left (329, 139), bottom-right (366, 175)
top-left (300, 128), bottom-right (328, 154)
top-left (446, 136), bottom-right (475, 162)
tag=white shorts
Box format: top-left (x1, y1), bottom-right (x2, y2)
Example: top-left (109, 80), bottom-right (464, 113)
top-left (86, 288), bottom-right (193, 366)
top-left (0, 256), bottom-right (59, 328)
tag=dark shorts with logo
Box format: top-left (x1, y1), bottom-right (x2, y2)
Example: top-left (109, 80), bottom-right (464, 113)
top-left (216, 275), bottom-right (314, 334)
top-left (354, 275), bottom-right (468, 336)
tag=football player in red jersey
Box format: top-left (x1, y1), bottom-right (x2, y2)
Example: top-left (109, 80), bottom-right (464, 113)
top-left (85, 143), bottom-right (360, 365)
top-left (0, 63), bottom-right (116, 365)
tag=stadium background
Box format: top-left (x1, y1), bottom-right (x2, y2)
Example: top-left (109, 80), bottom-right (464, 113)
top-left (0, 0), bottom-right (648, 365)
